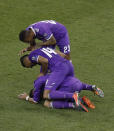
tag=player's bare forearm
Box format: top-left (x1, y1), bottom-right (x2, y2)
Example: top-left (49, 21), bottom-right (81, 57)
top-left (26, 40), bottom-right (38, 51)
top-left (55, 50), bottom-right (70, 60)
top-left (28, 98), bottom-right (38, 104)
top-left (55, 50), bottom-right (65, 58)
top-left (40, 63), bottom-right (48, 76)
top-left (65, 53), bottom-right (71, 60)
top-left (38, 56), bottom-right (48, 75)
top-left (30, 39), bottom-right (36, 46)
top-left (26, 44), bottom-right (39, 52)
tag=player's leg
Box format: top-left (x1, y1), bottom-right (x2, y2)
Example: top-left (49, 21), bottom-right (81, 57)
top-left (72, 80), bottom-right (93, 92)
top-left (44, 100), bottom-right (88, 112)
top-left (43, 69), bottom-right (69, 99)
top-left (72, 83), bottom-right (104, 98)
top-left (63, 76), bottom-right (104, 97)
top-left (44, 100), bottom-right (75, 109)
top-left (43, 61), bottom-right (74, 99)
top-left (44, 90), bottom-right (80, 108)
top-left (58, 76), bottom-right (93, 93)
top-left (43, 72), bottom-right (80, 106)
top-left (43, 70), bottom-right (76, 100)
top-left (70, 76), bottom-right (104, 97)
top-left (74, 81), bottom-right (104, 97)
top-left (91, 85), bottom-right (104, 97)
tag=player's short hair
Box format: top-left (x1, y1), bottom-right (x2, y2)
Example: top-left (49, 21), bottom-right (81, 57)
top-left (29, 88), bottom-right (34, 98)
top-left (20, 54), bottom-right (29, 67)
top-left (19, 30), bottom-right (27, 41)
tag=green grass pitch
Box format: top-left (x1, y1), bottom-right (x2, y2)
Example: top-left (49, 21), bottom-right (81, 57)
top-left (0, 0), bottom-right (114, 131)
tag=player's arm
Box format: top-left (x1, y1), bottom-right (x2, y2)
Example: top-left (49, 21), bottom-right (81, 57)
top-left (55, 50), bottom-right (69, 60)
top-left (19, 40), bottom-right (38, 56)
top-left (37, 56), bottom-right (48, 77)
top-left (39, 35), bottom-right (56, 46)
top-left (25, 39), bottom-right (37, 51)
top-left (18, 76), bottom-right (48, 103)
top-left (33, 75), bottom-right (48, 102)
top-left (65, 54), bottom-right (70, 60)
top-left (18, 93), bottom-right (38, 104)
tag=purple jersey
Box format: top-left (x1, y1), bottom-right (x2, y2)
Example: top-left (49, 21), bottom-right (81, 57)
top-left (26, 20), bottom-right (70, 54)
top-left (26, 20), bottom-right (67, 41)
top-left (33, 75), bottom-right (49, 102)
top-left (33, 75), bottom-right (76, 102)
top-left (33, 75), bottom-right (93, 102)
top-left (29, 47), bottom-right (67, 72)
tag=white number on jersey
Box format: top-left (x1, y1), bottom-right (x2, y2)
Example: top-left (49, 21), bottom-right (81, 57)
top-left (64, 45), bottom-right (70, 53)
top-left (40, 20), bottom-right (56, 24)
top-left (41, 47), bottom-right (57, 58)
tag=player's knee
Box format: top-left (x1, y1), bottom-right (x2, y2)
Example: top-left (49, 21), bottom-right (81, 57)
top-left (44, 100), bottom-right (50, 108)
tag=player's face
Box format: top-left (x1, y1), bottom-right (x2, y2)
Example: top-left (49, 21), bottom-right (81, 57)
top-left (24, 57), bottom-right (34, 68)
top-left (24, 31), bottom-right (34, 43)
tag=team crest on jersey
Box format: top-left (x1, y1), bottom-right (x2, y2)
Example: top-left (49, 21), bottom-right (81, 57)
top-left (34, 28), bottom-right (39, 33)
top-left (32, 56), bottom-right (36, 61)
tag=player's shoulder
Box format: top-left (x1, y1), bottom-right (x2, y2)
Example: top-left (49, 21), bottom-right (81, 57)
top-left (26, 21), bottom-right (40, 29)
top-left (29, 49), bottom-right (41, 62)
top-left (30, 48), bottom-right (41, 55)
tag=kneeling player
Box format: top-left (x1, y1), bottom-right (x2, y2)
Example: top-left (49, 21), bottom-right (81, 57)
top-left (18, 74), bottom-right (104, 112)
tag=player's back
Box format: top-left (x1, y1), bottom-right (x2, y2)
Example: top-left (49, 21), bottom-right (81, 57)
top-left (30, 20), bottom-right (65, 30)
top-left (29, 47), bottom-right (67, 71)
top-left (28, 20), bottom-right (67, 39)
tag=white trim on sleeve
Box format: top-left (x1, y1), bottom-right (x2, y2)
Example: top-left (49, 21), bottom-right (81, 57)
top-left (37, 56), bottom-right (39, 63)
top-left (46, 34), bottom-right (53, 40)
top-left (30, 27), bottom-right (36, 36)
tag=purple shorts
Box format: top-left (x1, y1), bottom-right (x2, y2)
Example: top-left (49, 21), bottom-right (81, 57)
top-left (45, 61), bottom-right (74, 91)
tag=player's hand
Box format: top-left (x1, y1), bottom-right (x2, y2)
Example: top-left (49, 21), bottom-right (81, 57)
top-left (37, 73), bottom-right (44, 78)
top-left (18, 48), bottom-right (27, 56)
top-left (18, 93), bottom-right (28, 100)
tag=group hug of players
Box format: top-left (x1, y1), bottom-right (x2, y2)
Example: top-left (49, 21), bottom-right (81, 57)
top-left (18, 20), bottom-right (104, 112)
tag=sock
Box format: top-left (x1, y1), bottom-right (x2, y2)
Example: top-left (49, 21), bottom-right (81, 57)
top-left (82, 83), bottom-right (93, 91)
top-left (49, 91), bottom-right (73, 100)
top-left (50, 101), bottom-right (75, 109)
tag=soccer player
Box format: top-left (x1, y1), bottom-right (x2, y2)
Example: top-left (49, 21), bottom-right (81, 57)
top-left (19, 47), bottom-right (104, 111)
top-left (18, 74), bottom-right (104, 112)
top-left (19, 20), bottom-right (71, 60)
top-left (20, 47), bottom-right (86, 109)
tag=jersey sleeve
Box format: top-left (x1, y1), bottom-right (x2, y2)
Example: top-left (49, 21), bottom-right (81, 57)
top-left (33, 75), bottom-right (49, 102)
top-left (29, 53), bottom-right (39, 63)
top-left (26, 26), bottom-right (37, 36)
top-left (39, 26), bottom-right (53, 40)
top-left (58, 45), bottom-right (70, 54)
